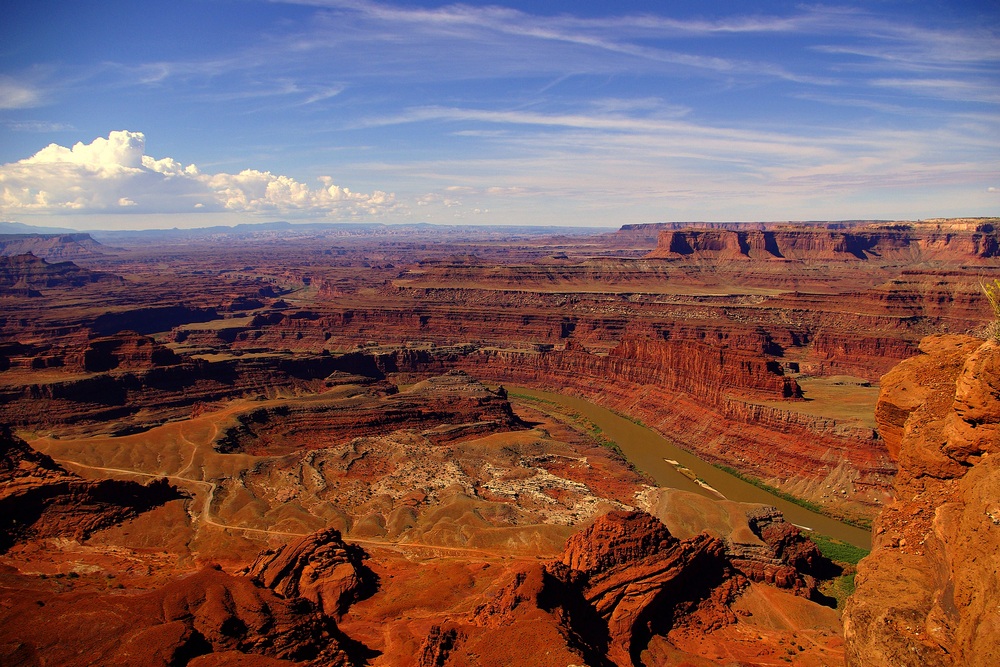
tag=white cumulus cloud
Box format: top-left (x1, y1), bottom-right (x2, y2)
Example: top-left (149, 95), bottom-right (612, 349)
top-left (0, 130), bottom-right (397, 218)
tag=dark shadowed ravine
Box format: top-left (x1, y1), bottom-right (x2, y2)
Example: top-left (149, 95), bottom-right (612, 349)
top-left (511, 386), bottom-right (872, 549)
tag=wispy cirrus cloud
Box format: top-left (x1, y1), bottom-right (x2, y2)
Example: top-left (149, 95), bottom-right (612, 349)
top-left (869, 77), bottom-right (1000, 104)
top-left (353, 105), bottom-right (851, 162)
top-left (812, 19), bottom-right (1000, 71)
top-left (22, 2), bottom-right (993, 124)
top-left (340, 96), bottom-right (999, 220)
top-left (4, 120), bottom-right (75, 132)
top-left (281, 0), bottom-right (811, 37)
top-left (276, 0), bottom-right (836, 85)
top-left (0, 76), bottom-right (45, 110)
top-left (277, 1), bottom-right (997, 84)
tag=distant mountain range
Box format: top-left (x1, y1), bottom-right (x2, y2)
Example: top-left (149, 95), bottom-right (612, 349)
top-left (0, 221), bottom-right (78, 234)
top-left (0, 220), bottom-right (614, 247)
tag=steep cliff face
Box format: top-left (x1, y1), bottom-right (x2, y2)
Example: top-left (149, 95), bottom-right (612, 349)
top-left (0, 350), bottom-right (385, 434)
top-left (72, 331), bottom-right (182, 372)
top-left (843, 335), bottom-right (1000, 666)
top-left (440, 343), bottom-right (892, 511)
top-left (450, 338), bottom-right (798, 403)
top-left (214, 371), bottom-right (520, 455)
top-left (610, 338), bottom-right (800, 400)
top-left (648, 226), bottom-right (1000, 261)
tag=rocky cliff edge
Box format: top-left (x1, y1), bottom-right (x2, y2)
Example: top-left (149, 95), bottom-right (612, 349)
top-left (843, 335), bottom-right (1000, 665)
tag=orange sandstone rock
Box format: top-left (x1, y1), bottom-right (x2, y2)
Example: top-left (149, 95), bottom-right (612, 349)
top-left (844, 335), bottom-right (1000, 666)
top-left (246, 527), bottom-right (376, 618)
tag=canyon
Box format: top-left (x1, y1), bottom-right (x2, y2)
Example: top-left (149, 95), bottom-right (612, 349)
top-left (0, 218), bottom-right (997, 665)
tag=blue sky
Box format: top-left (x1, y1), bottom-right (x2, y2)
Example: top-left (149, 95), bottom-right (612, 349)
top-left (1, 0), bottom-right (998, 229)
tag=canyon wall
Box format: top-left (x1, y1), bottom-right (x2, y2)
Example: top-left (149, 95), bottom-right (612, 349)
top-left (4, 222), bottom-right (995, 521)
top-left (648, 225), bottom-right (999, 261)
top-left (385, 342), bottom-right (894, 514)
top-left (0, 326), bottom-right (894, 515)
top-left (0, 333), bottom-right (390, 434)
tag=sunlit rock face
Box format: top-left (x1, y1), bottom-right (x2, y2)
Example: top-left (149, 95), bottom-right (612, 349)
top-left (844, 335), bottom-right (1000, 666)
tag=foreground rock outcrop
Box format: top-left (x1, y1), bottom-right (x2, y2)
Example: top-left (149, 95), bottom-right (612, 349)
top-left (0, 564), bottom-right (356, 667)
top-left (246, 527), bottom-right (377, 618)
top-left (556, 511), bottom-right (735, 667)
top-left (726, 505), bottom-right (824, 597)
top-left (844, 335), bottom-right (1000, 665)
top-left (418, 510), bottom-right (830, 667)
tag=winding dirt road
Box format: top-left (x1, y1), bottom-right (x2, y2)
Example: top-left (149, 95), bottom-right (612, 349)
top-left (57, 458), bottom-right (541, 561)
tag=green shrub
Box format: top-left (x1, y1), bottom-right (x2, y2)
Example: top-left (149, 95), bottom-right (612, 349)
top-left (809, 533), bottom-right (869, 565)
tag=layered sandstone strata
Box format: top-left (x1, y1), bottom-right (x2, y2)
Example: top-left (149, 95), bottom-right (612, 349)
top-left (213, 371), bottom-right (520, 455)
top-left (437, 343), bottom-right (893, 512)
top-left (843, 335), bottom-right (1000, 666)
top-left (0, 345), bottom-right (396, 434)
top-left (648, 225), bottom-right (999, 261)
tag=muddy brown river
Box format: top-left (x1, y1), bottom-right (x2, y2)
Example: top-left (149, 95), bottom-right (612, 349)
top-left (511, 386), bottom-right (873, 549)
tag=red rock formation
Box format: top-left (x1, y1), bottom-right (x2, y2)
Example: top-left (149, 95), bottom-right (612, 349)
top-left (416, 624), bottom-right (465, 667)
top-left (90, 305), bottom-right (221, 336)
top-left (448, 337), bottom-right (797, 405)
top-left (0, 565), bottom-right (355, 666)
top-left (421, 511), bottom-right (742, 667)
top-left (843, 335), bottom-right (1000, 666)
top-left (726, 505), bottom-right (821, 597)
top-left (214, 371), bottom-right (521, 455)
top-left (648, 225), bottom-right (999, 261)
top-left (4, 221), bottom-right (943, 666)
top-left (0, 425), bottom-right (181, 552)
top-left (435, 344), bottom-right (892, 511)
top-left (448, 506), bottom-right (831, 666)
top-left (0, 350), bottom-right (392, 434)
top-left (245, 527), bottom-right (376, 618)
top-left (560, 511), bottom-right (735, 667)
top-left (70, 330), bottom-right (182, 372)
